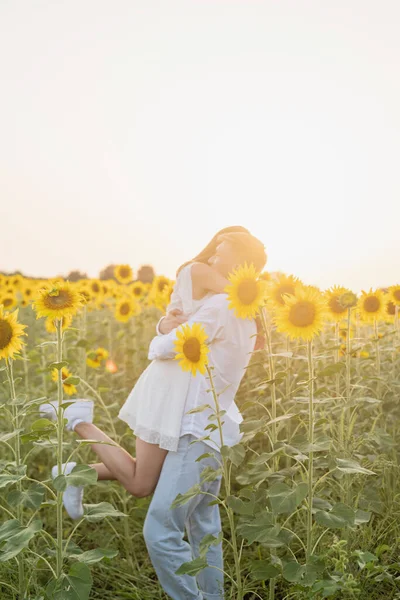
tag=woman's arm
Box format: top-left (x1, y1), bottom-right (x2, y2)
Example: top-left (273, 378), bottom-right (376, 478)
top-left (191, 262), bottom-right (229, 296)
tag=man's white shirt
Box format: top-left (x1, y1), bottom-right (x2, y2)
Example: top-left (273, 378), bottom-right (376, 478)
top-left (148, 293), bottom-right (256, 451)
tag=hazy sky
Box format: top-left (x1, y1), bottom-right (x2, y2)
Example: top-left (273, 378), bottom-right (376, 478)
top-left (1, 1), bottom-right (399, 293)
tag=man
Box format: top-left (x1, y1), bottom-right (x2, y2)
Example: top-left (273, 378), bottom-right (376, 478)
top-left (142, 286), bottom-right (259, 599)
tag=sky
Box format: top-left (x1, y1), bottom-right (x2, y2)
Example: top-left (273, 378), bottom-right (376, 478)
top-left (1, 1), bottom-right (399, 294)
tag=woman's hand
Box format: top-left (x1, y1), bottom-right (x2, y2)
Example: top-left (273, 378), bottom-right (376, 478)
top-left (159, 309), bottom-right (187, 334)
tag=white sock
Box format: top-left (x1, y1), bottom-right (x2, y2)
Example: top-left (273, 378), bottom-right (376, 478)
top-left (52, 461), bottom-right (84, 520)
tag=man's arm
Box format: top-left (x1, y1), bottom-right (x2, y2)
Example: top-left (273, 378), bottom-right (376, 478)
top-left (148, 295), bottom-right (228, 361)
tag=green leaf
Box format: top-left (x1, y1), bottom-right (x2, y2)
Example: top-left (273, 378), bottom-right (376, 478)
top-left (354, 509), bottom-right (371, 525)
top-left (45, 562), bottom-right (92, 600)
top-left (198, 532), bottom-right (223, 558)
top-left (250, 561), bottom-right (281, 580)
top-left (31, 419), bottom-right (56, 432)
top-left (317, 362), bottom-right (346, 377)
top-left (0, 472), bottom-right (26, 489)
top-left (0, 519), bottom-right (42, 562)
top-left (335, 458), bottom-right (376, 475)
top-left (186, 404), bottom-right (212, 415)
top-left (315, 503), bottom-right (355, 529)
top-left (221, 444), bottom-right (246, 467)
top-left (175, 556), bottom-right (208, 576)
top-left (7, 483), bottom-right (45, 509)
top-left (65, 464), bottom-right (98, 487)
top-left (200, 466), bottom-right (222, 484)
top-left (63, 376), bottom-right (81, 386)
top-left (283, 560), bottom-right (305, 583)
top-left (0, 429), bottom-right (24, 443)
top-left (236, 511), bottom-right (275, 543)
top-left (226, 495), bottom-right (255, 516)
top-left (171, 484), bottom-right (202, 508)
top-left (48, 361), bottom-right (68, 371)
top-left (83, 502), bottom-right (127, 522)
top-left (268, 482), bottom-right (308, 515)
top-left (70, 547), bottom-right (118, 565)
top-left (195, 452), bottom-right (216, 462)
top-left (353, 550), bottom-right (378, 569)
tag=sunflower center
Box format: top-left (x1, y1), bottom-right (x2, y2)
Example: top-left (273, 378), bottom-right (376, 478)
top-left (277, 284), bottom-right (295, 305)
top-left (394, 289), bottom-right (400, 302)
top-left (289, 301), bottom-right (316, 327)
top-left (119, 267), bottom-right (131, 279)
top-left (43, 290), bottom-right (72, 309)
top-left (387, 301), bottom-right (396, 316)
top-left (183, 337), bottom-right (201, 362)
top-left (119, 302), bottom-right (130, 316)
top-left (328, 296), bottom-right (345, 314)
top-left (92, 283), bottom-right (100, 293)
top-left (3, 298), bottom-right (13, 308)
top-left (364, 296), bottom-right (380, 313)
top-left (0, 319), bottom-right (13, 350)
top-left (158, 280), bottom-right (168, 292)
top-left (237, 280), bottom-right (259, 306)
top-left (133, 287), bottom-right (142, 296)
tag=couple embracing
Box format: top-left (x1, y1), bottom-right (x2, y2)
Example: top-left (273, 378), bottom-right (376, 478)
top-left (40, 225), bottom-right (267, 600)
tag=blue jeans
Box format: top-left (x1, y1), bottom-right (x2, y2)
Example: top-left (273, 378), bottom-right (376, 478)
top-left (143, 434), bottom-right (224, 600)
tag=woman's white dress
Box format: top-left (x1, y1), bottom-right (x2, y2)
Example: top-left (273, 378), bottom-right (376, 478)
top-left (117, 263), bottom-right (214, 451)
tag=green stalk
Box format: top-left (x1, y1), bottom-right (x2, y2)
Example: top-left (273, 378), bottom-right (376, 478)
top-left (374, 319), bottom-right (381, 402)
top-left (259, 307), bottom-right (278, 600)
top-left (55, 319), bottom-right (64, 579)
top-left (206, 365), bottom-right (243, 600)
top-left (5, 358), bottom-right (25, 599)
top-left (306, 339), bottom-right (315, 562)
top-left (80, 305), bottom-right (87, 381)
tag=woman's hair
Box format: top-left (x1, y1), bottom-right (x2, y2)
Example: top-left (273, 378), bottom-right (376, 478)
top-left (176, 225), bottom-right (251, 277)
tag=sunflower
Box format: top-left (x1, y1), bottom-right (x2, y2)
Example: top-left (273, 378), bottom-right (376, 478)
top-left (0, 294), bottom-right (17, 310)
top-left (224, 262), bottom-right (266, 319)
top-left (265, 273), bottom-right (301, 308)
top-left (357, 289), bottom-right (386, 324)
top-left (174, 322), bottom-right (209, 376)
top-left (384, 299), bottom-right (396, 322)
top-left (152, 275), bottom-right (172, 294)
top-left (51, 366), bottom-right (77, 396)
top-left (115, 297), bottom-right (138, 323)
top-left (45, 314), bottom-right (73, 333)
top-left (388, 285), bottom-right (400, 307)
top-left (0, 306), bottom-right (27, 360)
top-left (32, 282), bottom-right (83, 320)
top-left (324, 286), bottom-right (354, 322)
top-left (86, 347), bottom-right (109, 368)
top-left (273, 284), bottom-right (327, 341)
top-left (114, 265), bottom-right (133, 285)
top-left (21, 283), bottom-right (35, 304)
top-left (129, 281), bottom-right (146, 300)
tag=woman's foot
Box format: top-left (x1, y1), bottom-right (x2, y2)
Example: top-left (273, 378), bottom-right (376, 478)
top-left (39, 399), bottom-right (94, 431)
top-left (51, 461), bottom-right (84, 519)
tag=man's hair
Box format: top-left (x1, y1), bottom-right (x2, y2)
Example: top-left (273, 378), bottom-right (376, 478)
top-left (217, 231), bottom-right (267, 272)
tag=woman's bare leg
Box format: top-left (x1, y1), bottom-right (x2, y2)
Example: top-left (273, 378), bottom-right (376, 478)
top-left (74, 422), bottom-right (168, 497)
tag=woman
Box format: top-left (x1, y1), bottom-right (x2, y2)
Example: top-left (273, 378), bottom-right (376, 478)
top-left (40, 226), bottom-right (267, 518)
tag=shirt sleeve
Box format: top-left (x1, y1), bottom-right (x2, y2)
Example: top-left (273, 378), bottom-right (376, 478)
top-left (148, 295), bottom-right (227, 360)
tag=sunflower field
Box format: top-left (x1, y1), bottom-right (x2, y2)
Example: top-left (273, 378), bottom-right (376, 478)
top-left (0, 266), bottom-right (400, 600)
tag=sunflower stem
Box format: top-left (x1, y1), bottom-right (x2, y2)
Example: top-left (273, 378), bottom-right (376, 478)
top-left (5, 358), bottom-right (26, 599)
top-left (55, 318), bottom-right (64, 580)
top-left (259, 306), bottom-right (278, 600)
top-left (306, 339), bottom-right (315, 562)
top-left (206, 364), bottom-right (243, 600)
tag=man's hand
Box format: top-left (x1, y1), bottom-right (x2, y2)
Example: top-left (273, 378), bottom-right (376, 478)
top-left (159, 309), bottom-right (187, 334)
